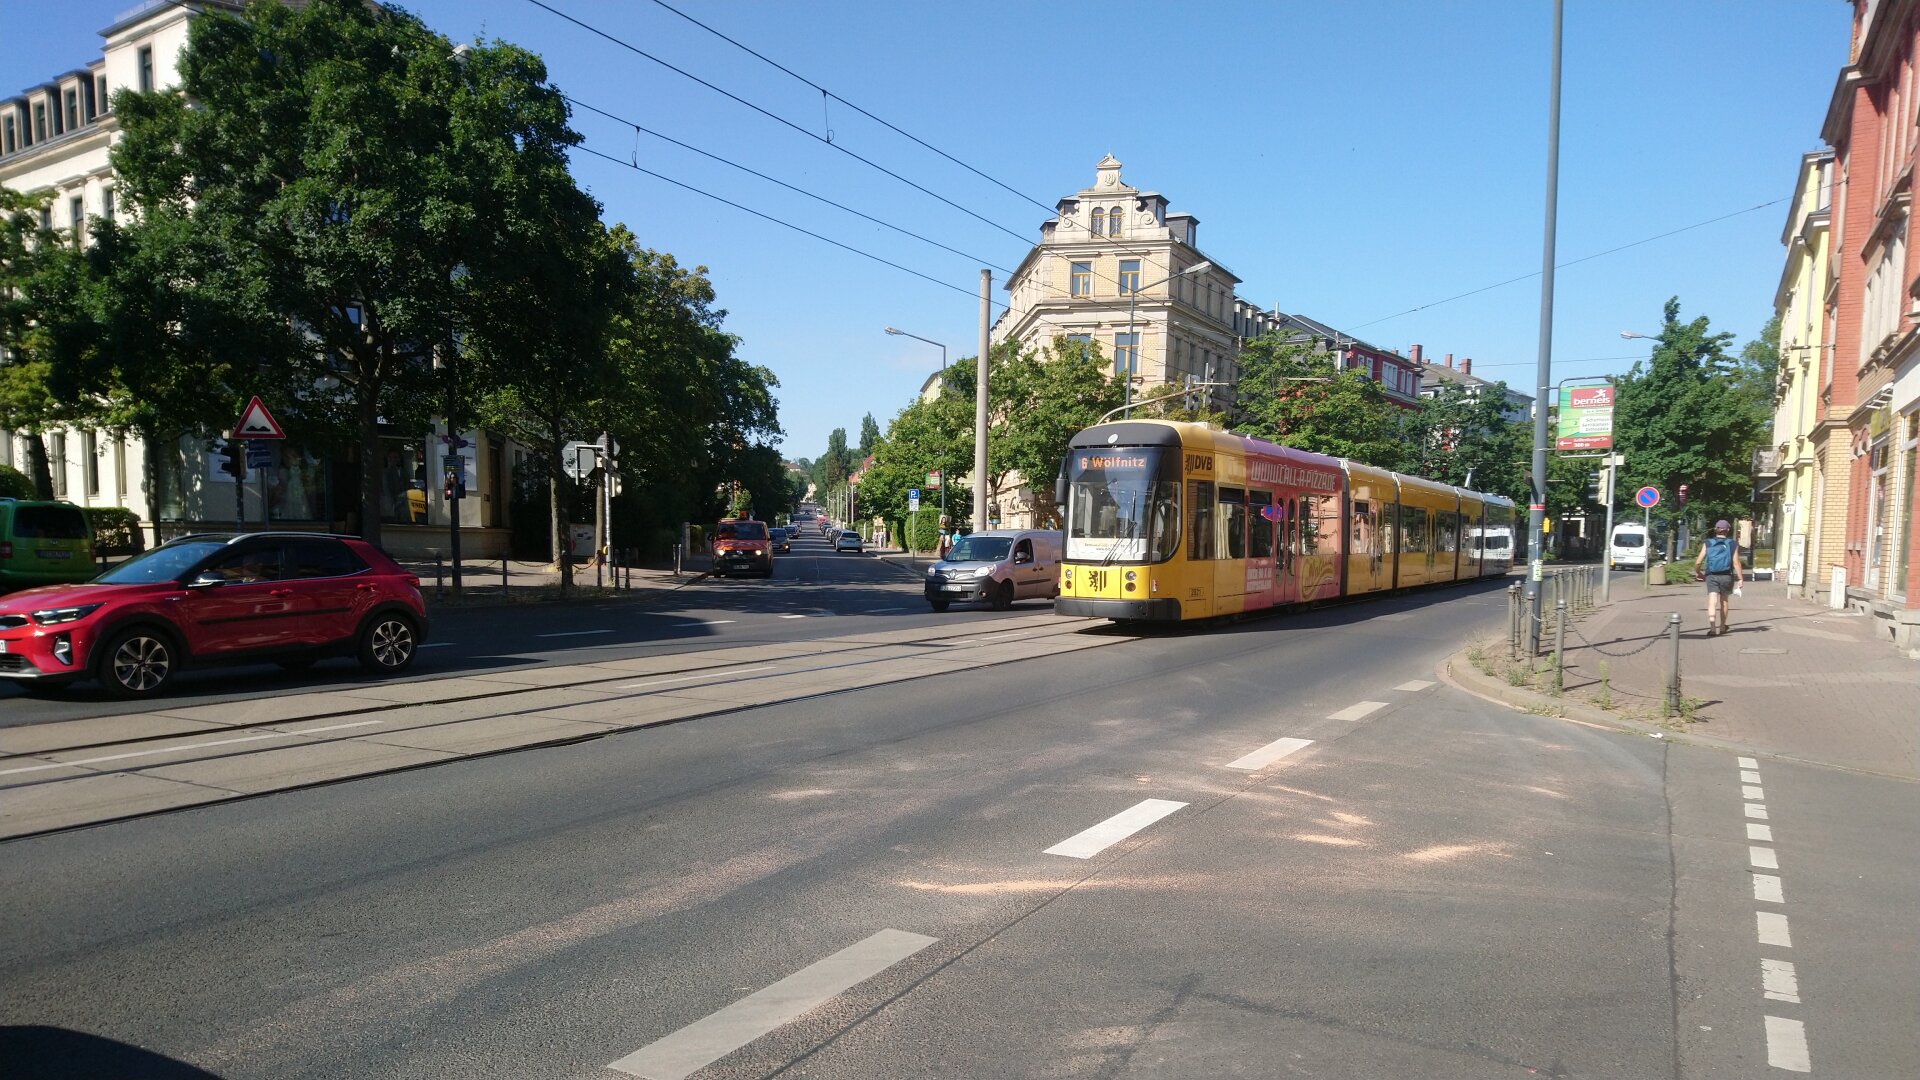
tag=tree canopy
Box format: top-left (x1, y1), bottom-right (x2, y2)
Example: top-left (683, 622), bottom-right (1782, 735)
top-left (1231, 337), bottom-right (1412, 471)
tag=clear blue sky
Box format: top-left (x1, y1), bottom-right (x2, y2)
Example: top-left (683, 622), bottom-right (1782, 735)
top-left (5, 1), bottom-right (1842, 463)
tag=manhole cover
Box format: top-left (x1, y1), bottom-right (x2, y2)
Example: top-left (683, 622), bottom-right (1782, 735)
top-left (1739, 648), bottom-right (1789, 655)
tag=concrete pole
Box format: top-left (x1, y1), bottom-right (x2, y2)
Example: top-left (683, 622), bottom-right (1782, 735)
top-left (1524, 0), bottom-right (1565, 657)
top-left (1601, 453), bottom-right (1618, 602)
top-left (974, 269), bottom-right (992, 534)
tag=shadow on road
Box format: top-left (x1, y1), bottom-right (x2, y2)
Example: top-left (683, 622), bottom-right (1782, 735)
top-left (0, 1026), bottom-right (227, 1080)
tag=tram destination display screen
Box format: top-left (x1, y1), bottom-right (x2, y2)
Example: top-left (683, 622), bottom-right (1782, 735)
top-left (1066, 447), bottom-right (1181, 563)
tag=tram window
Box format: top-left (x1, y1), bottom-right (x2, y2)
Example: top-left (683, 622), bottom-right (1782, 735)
top-left (1188, 480), bottom-right (1215, 561)
top-left (1401, 504), bottom-right (1427, 553)
top-left (1219, 486), bottom-right (1247, 560)
top-left (1249, 490), bottom-right (1274, 559)
top-left (1439, 512), bottom-right (1459, 553)
top-left (1311, 494), bottom-right (1340, 555)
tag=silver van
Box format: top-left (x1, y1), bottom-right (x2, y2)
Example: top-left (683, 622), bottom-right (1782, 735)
top-left (924, 529), bottom-right (1061, 611)
top-left (1608, 523), bottom-right (1649, 570)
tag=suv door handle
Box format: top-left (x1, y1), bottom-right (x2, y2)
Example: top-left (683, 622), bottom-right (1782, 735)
top-left (269, 588), bottom-right (295, 597)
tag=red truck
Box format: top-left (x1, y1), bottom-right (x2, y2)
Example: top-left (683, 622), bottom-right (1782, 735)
top-left (711, 519), bottom-right (773, 578)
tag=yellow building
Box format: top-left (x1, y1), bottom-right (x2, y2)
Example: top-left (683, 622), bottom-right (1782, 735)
top-left (1764, 150), bottom-right (1837, 596)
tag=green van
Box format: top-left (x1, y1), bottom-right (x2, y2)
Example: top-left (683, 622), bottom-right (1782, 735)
top-left (0, 499), bottom-right (97, 593)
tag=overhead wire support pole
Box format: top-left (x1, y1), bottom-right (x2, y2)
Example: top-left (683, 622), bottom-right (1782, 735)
top-left (1525, 0), bottom-right (1564, 659)
top-left (975, 270), bottom-right (992, 534)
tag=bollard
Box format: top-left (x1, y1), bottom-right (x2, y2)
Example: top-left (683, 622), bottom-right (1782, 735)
top-left (1554, 598), bottom-right (1567, 693)
top-left (1665, 612), bottom-right (1682, 717)
top-left (434, 554), bottom-right (444, 600)
top-left (1508, 582), bottom-right (1522, 660)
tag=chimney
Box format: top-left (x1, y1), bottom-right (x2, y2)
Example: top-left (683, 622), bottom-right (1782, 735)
top-left (1445, 352), bottom-right (1454, 368)
top-left (1410, 344), bottom-right (1424, 366)
top-left (1460, 357), bottom-right (1472, 376)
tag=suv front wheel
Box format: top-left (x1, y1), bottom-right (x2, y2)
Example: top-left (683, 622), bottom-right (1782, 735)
top-left (96, 626), bottom-right (178, 698)
top-left (358, 612), bottom-right (419, 675)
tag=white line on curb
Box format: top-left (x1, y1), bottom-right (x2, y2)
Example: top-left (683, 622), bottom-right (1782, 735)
top-left (606, 929), bottom-right (936, 1079)
top-left (1045, 799), bottom-right (1188, 859)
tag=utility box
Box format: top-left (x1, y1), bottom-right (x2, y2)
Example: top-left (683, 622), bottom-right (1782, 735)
top-left (1829, 565), bottom-right (1847, 609)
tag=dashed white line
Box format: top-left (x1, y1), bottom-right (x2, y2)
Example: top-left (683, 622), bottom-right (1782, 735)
top-left (1327, 701), bottom-right (1389, 722)
top-left (1742, 785), bottom-right (1765, 800)
top-left (0, 719), bottom-right (384, 776)
top-left (1225, 737), bottom-right (1313, 771)
top-left (1756, 911), bottom-right (1793, 948)
top-left (1738, 756), bottom-right (1759, 769)
top-left (538, 630), bottom-right (613, 638)
top-left (1045, 798), bottom-right (1188, 859)
top-left (777, 614), bottom-right (808, 619)
top-left (1753, 874), bottom-right (1785, 904)
top-left (1746, 822), bottom-right (1774, 842)
top-left (1750, 846), bottom-right (1780, 870)
top-left (1764, 1015), bottom-right (1811, 1072)
top-left (1740, 769), bottom-right (1763, 784)
top-left (1745, 803), bottom-right (1770, 819)
top-left (1762, 958), bottom-right (1802, 1003)
top-left (1393, 680), bottom-right (1435, 692)
top-left (615, 665), bottom-right (777, 690)
top-left (863, 607), bottom-right (903, 613)
top-left (606, 929), bottom-right (937, 1080)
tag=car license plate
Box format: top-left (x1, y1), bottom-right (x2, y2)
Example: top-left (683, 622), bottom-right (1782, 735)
top-left (37, 550), bottom-right (71, 559)
top-left (944, 584), bottom-right (971, 592)
top-left (0, 640), bottom-right (8, 653)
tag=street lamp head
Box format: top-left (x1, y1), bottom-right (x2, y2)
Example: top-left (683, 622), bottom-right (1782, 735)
top-left (1182, 261), bottom-right (1213, 277)
top-left (1619, 330), bottom-right (1655, 340)
top-left (884, 327), bottom-right (902, 335)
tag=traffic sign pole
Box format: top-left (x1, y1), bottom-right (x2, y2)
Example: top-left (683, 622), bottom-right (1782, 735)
top-left (1601, 455), bottom-right (1617, 603)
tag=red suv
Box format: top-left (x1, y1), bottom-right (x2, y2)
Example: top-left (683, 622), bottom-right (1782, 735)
top-left (0, 532), bottom-right (428, 698)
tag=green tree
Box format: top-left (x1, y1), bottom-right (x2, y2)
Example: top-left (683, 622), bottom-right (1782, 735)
top-left (106, 0), bottom-right (592, 545)
top-left (0, 189), bottom-right (87, 497)
top-left (858, 361), bottom-right (976, 543)
top-left (858, 413), bottom-right (880, 458)
top-left (822, 428), bottom-right (852, 488)
top-left (989, 336), bottom-right (1124, 526)
top-left (1613, 298), bottom-right (1770, 537)
top-left (1402, 380), bottom-right (1529, 499)
top-left (1232, 337), bottom-right (1411, 470)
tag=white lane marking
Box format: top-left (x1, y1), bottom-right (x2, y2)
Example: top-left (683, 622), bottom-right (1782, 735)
top-left (1762, 958), bottom-right (1802, 1003)
top-left (675, 620), bottom-right (736, 627)
top-left (0, 719), bottom-right (385, 776)
top-left (1740, 769), bottom-right (1763, 784)
top-left (1393, 680), bottom-right (1435, 692)
top-left (777, 614), bottom-right (808, 619)
top-left (1747, 822), bottom-right (1774, 842)
top-left (1742, 785), bottom-right (1765, 800)
top-left (1750, 846), bottom-right (1779, 870)
top-left (1327, 701), bottom-right (1389, 722)
top-left (615, 665), bottom-right (778, 690)
top-left (1753, 874), bottom-right (1785, 904)
top-left (1737, 756), bottom-right (1759, 768)
top-left (1045, 798), bottom-right (1188, 859)
top-left (1764, 1015), bottom-right (1811, 1072)
top-left (1756, 911), bottom-right (1793, 948)
top-left (1225, 737), bottom-right (1314, 771)
top-left (538, 630), bottom-right (613, 638)
top-left (863, 607), bottom-right (903, 613)
top-left (1746, 803), bottom-right (1770, 819)
top-left (606, 929), bottom-right (937, 1080)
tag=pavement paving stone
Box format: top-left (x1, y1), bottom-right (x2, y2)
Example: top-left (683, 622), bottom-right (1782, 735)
top-left (139, 738), bottom-right (457, 794)
top-left (320, 678), bottom-right (542, 706)
top-left (360, 713), bottom-right (617, 755)
top-left (0, 770), bottom-right (234, 838)
top-left (0, 714), bottom-right (229, 757)
top-left (154, 690), bottom-right (389, 727)
top-left (520, 693), bottom-right (716, 727)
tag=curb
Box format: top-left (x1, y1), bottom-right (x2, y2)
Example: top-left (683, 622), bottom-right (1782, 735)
top-left (1436, 643), bottom-right (1919, 782)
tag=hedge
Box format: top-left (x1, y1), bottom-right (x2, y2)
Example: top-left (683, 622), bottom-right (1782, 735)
top-left (87, 506), bottom-right (147, 555)
top-left (0, 463), bottom-right (35, 500)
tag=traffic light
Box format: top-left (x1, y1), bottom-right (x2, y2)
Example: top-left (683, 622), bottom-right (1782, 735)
top-left (224, 440), bottom-right (246, 478)
top-left (1586, 472), bottom-right (1603, 503)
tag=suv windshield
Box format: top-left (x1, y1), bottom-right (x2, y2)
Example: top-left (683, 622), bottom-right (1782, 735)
top-left (94, 540), bottom-right (229, 584)
top-left (716, 522), bottom-right (767, 541)
top-left (946, 537), bottom-right (1011, 563)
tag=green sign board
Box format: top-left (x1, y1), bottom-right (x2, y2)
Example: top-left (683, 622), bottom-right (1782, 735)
top-left (1554, 385), bottom-right (1614, 450)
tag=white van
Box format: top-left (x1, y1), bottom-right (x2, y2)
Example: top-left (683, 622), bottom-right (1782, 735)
top-left (1608, 523), bottom-right (1649, 570)
top-left (924, 529), bottom-right (1062, 611)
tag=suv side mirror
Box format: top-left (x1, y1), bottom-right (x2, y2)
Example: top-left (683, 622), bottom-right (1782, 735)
top-left (187, 570), bottom-right (225, 588)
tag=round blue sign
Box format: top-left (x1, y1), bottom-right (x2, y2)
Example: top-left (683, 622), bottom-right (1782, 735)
top-left (1635, 486), bottom-right (1660, 508)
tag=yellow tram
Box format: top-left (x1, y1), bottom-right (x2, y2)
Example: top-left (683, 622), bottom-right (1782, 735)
top-left (1055, 420), bottom-right (1515, 621)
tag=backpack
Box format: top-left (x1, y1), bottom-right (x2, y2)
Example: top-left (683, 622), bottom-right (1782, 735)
top-left (1705, 536), bottom-right (1735, 574)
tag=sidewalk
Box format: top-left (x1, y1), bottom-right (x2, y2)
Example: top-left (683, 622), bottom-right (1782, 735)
top-left (1446, 571), bottom-right (1920, 780)
top-left (398, 555), bottom-right (709, 607)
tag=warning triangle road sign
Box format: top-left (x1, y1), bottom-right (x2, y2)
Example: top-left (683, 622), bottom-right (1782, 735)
top-left (233, 396), bottom-right (286, 439)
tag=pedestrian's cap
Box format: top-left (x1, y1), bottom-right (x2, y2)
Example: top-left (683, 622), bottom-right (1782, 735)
top-left (1714, 519), bottom-right (1731, 531)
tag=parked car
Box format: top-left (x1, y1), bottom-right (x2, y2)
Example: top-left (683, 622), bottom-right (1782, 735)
top-left (0, 532), bottom-right (427, 697)
top-left (924, 530), bottom-right (1062, 611)
top-left (769, 527), bottom-right (792, 554)
top-left (1608, 523), bottom-right (1649, 570)
top-left (0, 498), bottom-right (97, 594)
top-left (711, 518), bottom-right (773, 577)
top-left (834, 530), bottom-right (863, 553)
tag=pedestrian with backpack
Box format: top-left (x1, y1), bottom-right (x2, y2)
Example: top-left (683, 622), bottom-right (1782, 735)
top-left (1691, 519), bottom-right (1744, 636)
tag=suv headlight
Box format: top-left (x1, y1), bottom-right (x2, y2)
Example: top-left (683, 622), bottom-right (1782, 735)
top-left (31, 603), bottom-right (104, 626)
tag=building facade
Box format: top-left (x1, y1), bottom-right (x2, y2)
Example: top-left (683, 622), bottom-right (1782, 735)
top-left (1417, 348), bottom-right (1533, 423)
top-left (2, 0), bottom-right (519, 558)
top-left (1821, 0), bottom-right (1920, 644)
top-left (1764, 150), bottom-right (1837, 592)
top-left (1270, 313), bottom-right (1424, 409)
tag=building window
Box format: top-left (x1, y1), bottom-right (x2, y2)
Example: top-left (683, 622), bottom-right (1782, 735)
top-left (2, 115), bottom-right (13, 154)
top-left (69, 196), bottom-right (85, 246)
top-left (1114, 332), bottom-right (1139, 377)
top-left (114, 435), bottom-right (128, 497)
top-left (33, 101), bottom-right (48, 142)
top-left (1090, 208), bottom-right (1106, 236)
top-left (39, 206), bottom-right (52, 232)
top-left (64, 88), bottom-right (79, 131)
top-left (1070, 261), bottom-right (1092, 297)
top-left (1118, 259), bottom-right (1140, 294)
top-left (102, 188), bottom-right (114, 223)
top-left (139, 47), bottom-right (156, 92)
top-left (82, 432), bottom-right (100, 496)
top-left (50, 433), bottom-right (68, 496)
top-left (1107, 208), bottom-right (1123, 239)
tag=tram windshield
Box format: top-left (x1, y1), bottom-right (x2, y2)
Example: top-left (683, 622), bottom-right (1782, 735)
top-left (1065, 446), bottom-right (1181, 563)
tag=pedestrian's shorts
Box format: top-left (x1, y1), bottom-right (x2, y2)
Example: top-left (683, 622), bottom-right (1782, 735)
top-left (1705, 572), bottom-right (1736, 596)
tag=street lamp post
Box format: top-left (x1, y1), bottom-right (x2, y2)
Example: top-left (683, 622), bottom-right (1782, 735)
top-left (1523, 0), bottom-right (1565, 657)
top-left (885, 326), bottom-right (950, 552)
top-left (1124, 261), bottom-right (1213, 418)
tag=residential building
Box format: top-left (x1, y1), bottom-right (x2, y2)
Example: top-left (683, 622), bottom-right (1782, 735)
top-left (1415, 346), bottom-right (1534, 423)
top-left (1820, 0), bottom-right (1920, 644)
top-left (1762, 150), bottom-right (1837, 593)
top-left (1269, 313), bottom-right (1424, 409)
top-left (1, 0), bottom-right (518, 557)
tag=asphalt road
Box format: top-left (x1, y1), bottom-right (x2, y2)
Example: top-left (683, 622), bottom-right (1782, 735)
top-left (1, 558), bottom-right (1913, 1079)
top-left (0, 532), bottom-right (1013, 724)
